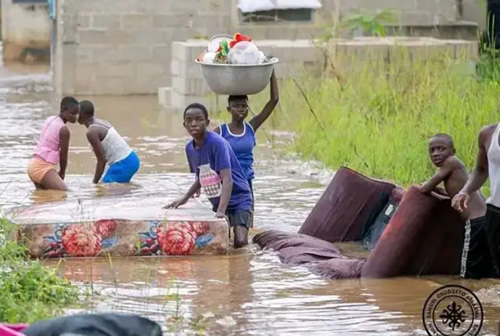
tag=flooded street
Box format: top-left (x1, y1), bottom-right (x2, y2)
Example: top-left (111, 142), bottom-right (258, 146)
top-left (0, 59), bottom-right (500, 335)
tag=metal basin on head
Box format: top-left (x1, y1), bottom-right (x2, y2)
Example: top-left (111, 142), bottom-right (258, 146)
top-left (196, 58), bottom-right (279, 96)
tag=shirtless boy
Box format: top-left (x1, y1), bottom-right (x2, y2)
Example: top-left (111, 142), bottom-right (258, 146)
top-left (420, 133), bottom-right (487, 278)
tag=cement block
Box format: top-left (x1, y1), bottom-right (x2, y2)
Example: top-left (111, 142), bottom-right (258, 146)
top-left (74, 0), bottom-right (148, 14)
top-left (146, 0), bottom-right (172, 14)
top-left (171, 58), bottom-right (204, 79)
top-left (120, 45), bottom-right (152, 61)
top-left (192, 14), bottom-right (224, 29)
top-left (62, 14), bottom-right (77, 43)
top-left (136, 63), bottom-right (167, 78)
top-left (90, 46), bottom-right (120, 62)
top-left (78, 29), bottom-right (136, 46)
top-left (452, 41), bottom-right (478, 60)
top-left (170, 90), bottom-right (221, 111)
top-left (152, 45), bottom-right (171, 63)
top-left (90, 76), bottom-right (132, 94)
top-left (169, 0), bottom-right (205, 13)
top-left (133, 29), bottom-right (168, 45)
top-left (92, 14), bottom-right (121, 29)
top-left (172, 76), bottom-right (210, 96)
top-left (121, 14), bottom-right (152, 30)
top-left (152, 14), bottom-right (192, 28)
top-left (76, 14), bottom-right (91, 29)
top-left (158, 86), bottom-right (172, 108)
top-left (397, 11), bottom-right (435, 25)
top-left (206, 0), bottom-right (233, 14)
top-left (76, 48), bottom-right (92, 62)
top-left (96, 61), bottom-right (136, 77)
top-left (172, 42), bottom-right (188, 62)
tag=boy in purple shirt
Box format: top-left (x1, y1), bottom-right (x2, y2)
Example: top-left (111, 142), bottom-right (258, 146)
top-left (164, 103), bottom-right (253, 248)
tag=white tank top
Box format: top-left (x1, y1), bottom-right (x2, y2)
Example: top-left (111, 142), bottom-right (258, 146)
top-left (89, 124), bottom-right (132, 165)
top-left (487, 123), bottom-right (500, 207)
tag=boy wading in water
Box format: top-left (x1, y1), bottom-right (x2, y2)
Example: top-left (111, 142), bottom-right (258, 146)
top-left (78, 100), bottom-right (140, 184)
top-left (214, 70), bottom-right (279, 227)
top-left (164, 103), bottom-right (253, 248)
top-left (28, 96), bottom-right (80, 191)
top-left (420, 134), bottom-right (487, 278)
top-left (453, 122), bottom-right (500, 279)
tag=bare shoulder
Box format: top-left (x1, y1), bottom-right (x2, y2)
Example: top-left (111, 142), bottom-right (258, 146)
top-left (441, 156), bottom-right (464, 173)
top-left (86, 126), bottom-right (100, 139)
top-left (444, 155), bottom-right (462, 167)
top-left (477, 123), bottom-right (498, 150)
top-left (479, 123), bottom-right (497, 140)
top-left (60, 125), bottom-right (70, 135)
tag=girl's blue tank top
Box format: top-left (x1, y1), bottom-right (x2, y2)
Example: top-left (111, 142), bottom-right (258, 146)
top-left (220, 122), bottom-right (256, 181)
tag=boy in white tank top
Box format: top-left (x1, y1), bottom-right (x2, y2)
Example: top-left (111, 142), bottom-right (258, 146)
top-left (453, 124), bottom-right (500, 278)
top-left (78, 100), bottom-right (140, 184)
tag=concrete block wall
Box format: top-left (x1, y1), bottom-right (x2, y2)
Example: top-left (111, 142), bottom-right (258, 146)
top-left (54, 0), bottom-right (483, 95)
top-left (163, 37), bottom-right (478, 110)
top-left (1, 0), bottom-right (50, 63)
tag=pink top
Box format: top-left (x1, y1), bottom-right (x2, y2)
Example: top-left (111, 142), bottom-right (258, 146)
top-left (34, 115), bottom-right (65, 164)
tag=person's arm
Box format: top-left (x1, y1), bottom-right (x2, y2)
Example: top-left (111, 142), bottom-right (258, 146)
top-left (164, 180), bottom-right (201, 209)
top-left (249, 70), bottom-right (279, 132)
top-left (86, 130), bottom-right (107, 184)
top-left (453, 127), bottom-right (491, 212)
top-left (420, 165), bottom-right (451, 194)
top-left (216, 168), bottom-right (233, 217)
top-left (58, 126), bottom-right (70, 180)
top-left (461, 127), bottom-right (490, 195)
top-left (212, 140), bottom-right (233, 217)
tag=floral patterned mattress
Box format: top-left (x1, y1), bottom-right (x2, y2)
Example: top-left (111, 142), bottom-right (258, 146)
top-left (5, 197), bottom-right (229, 258)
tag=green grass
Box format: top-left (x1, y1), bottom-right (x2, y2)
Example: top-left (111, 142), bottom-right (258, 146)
top-left (240, 49), bottom-right (500, 193)
top-left (0, 218), bottom-right (80, 323)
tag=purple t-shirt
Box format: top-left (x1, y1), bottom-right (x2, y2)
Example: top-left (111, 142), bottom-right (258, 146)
top-left (185, 131), bottom-right (252, 212)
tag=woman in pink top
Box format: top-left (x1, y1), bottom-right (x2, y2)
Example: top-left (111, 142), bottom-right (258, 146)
top-left (27, 96), bottom-right (79, 191)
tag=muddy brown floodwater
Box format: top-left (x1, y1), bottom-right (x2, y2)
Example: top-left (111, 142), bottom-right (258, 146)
top-left (0, 56), bottom-right (500, 335)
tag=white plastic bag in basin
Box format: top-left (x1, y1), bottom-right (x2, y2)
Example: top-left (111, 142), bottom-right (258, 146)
top-left (227, 42), bottom-right (261, 65)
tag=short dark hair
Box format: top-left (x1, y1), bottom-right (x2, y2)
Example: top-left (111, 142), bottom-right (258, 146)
top-left (183, 103), bottom-right (208, 120)
top-left (79, 100), bottom-right (94, 117)
top-left (60, 96), bottom-right (79, 111)
top-left (431, 133), bottom-right (454, 148)
top-left (228, 95), bottom-right (248, 105)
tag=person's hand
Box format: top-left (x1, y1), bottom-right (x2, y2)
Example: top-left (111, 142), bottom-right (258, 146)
top-left (163, 198), bottom-right (187, 209)
top-left (215, 211), bottom-right (226, 218)
top-left (193, 190), bottom-right (201, 198)
top-left (58, 171), bottom-right (65, 180)
top-left (452, 192), bottom-right (470, 213)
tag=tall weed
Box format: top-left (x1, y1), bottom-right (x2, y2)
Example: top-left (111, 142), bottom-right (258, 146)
top-left (245, 50), bottom-right (500, 193)
top-left (0, 218), bottom-right (79, 323)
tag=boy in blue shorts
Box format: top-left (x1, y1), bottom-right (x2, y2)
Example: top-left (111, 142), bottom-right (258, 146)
top-left (164, 103), bottom-right (253, 248)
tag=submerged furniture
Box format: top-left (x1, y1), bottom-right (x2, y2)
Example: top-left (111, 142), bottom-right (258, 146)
top-left (7, 197), bottom-right (229, 258)
top-left (254, 166), bottom-right (465, 279)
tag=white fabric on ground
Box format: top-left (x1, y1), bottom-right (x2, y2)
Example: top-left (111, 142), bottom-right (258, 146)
top-left (238, 0), bottom-right (322, 13)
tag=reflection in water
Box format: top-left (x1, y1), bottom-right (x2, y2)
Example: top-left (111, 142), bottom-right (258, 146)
top-left (1, 61), bottom-right (500, 335)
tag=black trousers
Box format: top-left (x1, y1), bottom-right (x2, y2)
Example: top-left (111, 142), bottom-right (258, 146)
top-left (461, 204), bottom-right (500, 279)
